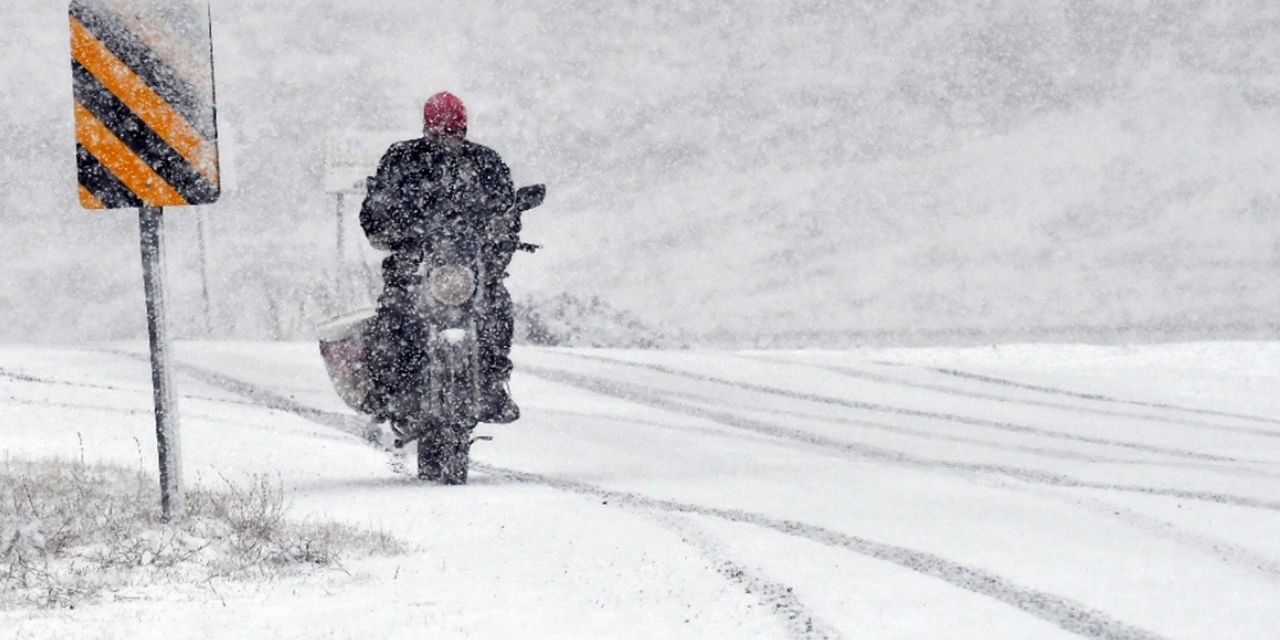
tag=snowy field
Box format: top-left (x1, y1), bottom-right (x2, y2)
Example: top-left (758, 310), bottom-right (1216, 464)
top-left (1, 342), bottom-right (1278, 639)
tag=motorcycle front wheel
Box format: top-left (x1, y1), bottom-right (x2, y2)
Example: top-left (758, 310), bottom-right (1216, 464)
top-left (417, 420), bottom-right (473, 485)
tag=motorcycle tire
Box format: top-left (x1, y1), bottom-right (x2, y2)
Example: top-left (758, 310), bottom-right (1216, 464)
top-left (417, 421), bottom-right (472, 485)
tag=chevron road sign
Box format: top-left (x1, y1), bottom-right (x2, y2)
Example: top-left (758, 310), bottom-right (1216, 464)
top-left (70, 0), bottom-right (219, 209)
top-left (68, 0), bottom-right (223, 520)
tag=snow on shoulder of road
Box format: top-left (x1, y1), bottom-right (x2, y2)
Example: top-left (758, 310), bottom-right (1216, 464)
top-left (2, 341), bottom-right (1279, 639)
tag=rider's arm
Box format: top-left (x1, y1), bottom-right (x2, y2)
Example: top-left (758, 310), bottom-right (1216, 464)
top-left (476, 152), bottom-right (519, 278)
top-left (359, 145), bottom-right (409, 251)
top-left (479, 150), bottom-right (517, 246)
top-left (483, 152), bottom-right (516, 215)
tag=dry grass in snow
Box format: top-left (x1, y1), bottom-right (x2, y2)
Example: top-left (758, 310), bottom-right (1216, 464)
top-left (0, 456), bottom-right (402, 609)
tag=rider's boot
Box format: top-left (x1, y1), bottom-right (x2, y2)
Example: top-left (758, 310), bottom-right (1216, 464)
top-left (364, 416), bottom-right (389, 447)
top-left (478, 377), bottom-right (519, 424)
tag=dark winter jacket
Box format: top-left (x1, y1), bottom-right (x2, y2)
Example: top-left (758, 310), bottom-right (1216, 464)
top-left (359, 135), bottom-right (516, 291)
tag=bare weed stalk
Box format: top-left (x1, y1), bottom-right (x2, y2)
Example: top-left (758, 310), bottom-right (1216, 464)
top-left (1, 457), bottom-right (402, 609)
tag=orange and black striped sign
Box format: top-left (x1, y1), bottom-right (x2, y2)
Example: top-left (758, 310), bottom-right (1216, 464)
top-left (69, 0), bottom-right (220, 209)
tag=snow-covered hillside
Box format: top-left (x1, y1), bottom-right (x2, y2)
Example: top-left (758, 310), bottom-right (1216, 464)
top-left (1, 2), bottom-right (1279, 343)
top-left (2, 342), bottom-right (1279, 638)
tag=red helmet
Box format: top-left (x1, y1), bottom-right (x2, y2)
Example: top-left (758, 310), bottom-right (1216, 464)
top-left (423, 91), bottom-right (467, 138)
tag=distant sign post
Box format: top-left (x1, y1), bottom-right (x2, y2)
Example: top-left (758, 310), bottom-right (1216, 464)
top-left (69, 0), bottom-right (221, 520)
top-left (324, 130), bottom-right (401, 267)
top-left (325, 131), bottom-right (402, 196)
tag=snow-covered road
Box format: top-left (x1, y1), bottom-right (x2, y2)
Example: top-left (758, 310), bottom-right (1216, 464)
top-left (2, 343), bottom-right (1279, 639)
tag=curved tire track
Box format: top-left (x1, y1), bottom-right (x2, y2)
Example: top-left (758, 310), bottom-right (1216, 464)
top-left (548, 368), bottom-right (1159, 466)
top-left (476, 464), bottom-right (1167, 640)
top-left (0, 366), bottom-right (128, 393)
top-left (519, 364), bottom-right (1280, 582)
top-left (521, 364), bottom-right (1280, 513)
top-left (708, 395), bottom-right (1280, 481)
top-left (742, 355), bottom-right (1280, 440)
top-left (969, 475), bottom-right (1280, 584)
top-left (552, 354), bottom-right (1272, 467)
top-left (100, 350), bottom-right (847, 637)
top-left (100, 349), bottom-right (371, 439)
top-left (0, 365), bottom-right (283, 411)
top-left (138, 352), bottom-right (1280, 587)
top-left (138, 351), bottom-right (1171, 640)
top-left (654, 513), bottom-right (845, 640)
top-left (925, 365), bottom-right (1280, 427)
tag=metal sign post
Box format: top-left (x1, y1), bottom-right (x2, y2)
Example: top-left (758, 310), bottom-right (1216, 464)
top-left (335, 192), bottom-right (344, 261)
top-left (325, 131), bottom-right (399, 307)
top-left (196, 211), bottom-right (213, 335)
top-left (69, 0), bottom-right (221, 520)
top-left (325, 130), bottom-right (401, 256)
top-left (139, 206), bottom-right (182, 516)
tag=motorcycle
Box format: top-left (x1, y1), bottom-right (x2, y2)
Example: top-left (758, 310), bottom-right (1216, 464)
top-left (318, 184), bottom-right (546, 484)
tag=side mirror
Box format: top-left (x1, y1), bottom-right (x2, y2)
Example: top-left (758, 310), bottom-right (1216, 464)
top-left (514, 184), bottom-right (546, 212)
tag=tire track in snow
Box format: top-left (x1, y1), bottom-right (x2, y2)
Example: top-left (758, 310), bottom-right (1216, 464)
top-left (637, 379), bottom-right (1177, 467)
top-left (99, 349), bottom-right (372, 440)
top-left (147, 354), bottom-right (1224, 640)
top-left (920, 365), bottom-right (1280, 428)
top-left (0, 373), bottom-right (323, 432)
top-left (152, 351), bottom-right (1280, 632)
top-left (121, 353), bottom-right (846, 639)
top-left (0, 395), bottom-right (150, 417)
top-left (0, 367), bottom-right (125, 393)
top-left (545, 370), bottom-right (1155, 466)
top-left (154, 352), bottom-right (1280, 587)
top-left (742, 355), bottom-right (1280, 440)
top-left (542, 396), bottom-right (1280, 484)
top-left (545, 365), bottom-right (1280, 481)
top-left (714, 396), bottom-right (1280, 482)
top-left (539, 407), bottom-right (805, 449)
top-left (965, 474), bottom-right (1280, 584)
top-left (520, 364), bottom-right (1280, 513)
top-left (0, 395), bottom-right (290, 432)
top-left (0, 365), bottom-right (287, 411)
top-left (653, 513), bottom-right (845, 640)
top-left (532, 374), bottom-right (1280, 593)
top-left (474, 464), bottom-right (1167, 640)
top-left (607, 367), bottom-right (1280, 481)
top-left (552, 354), bottom-right (1271, 467)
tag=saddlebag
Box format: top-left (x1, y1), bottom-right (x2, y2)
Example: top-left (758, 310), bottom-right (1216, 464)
top-left (317, 308), bottom-right (378, 415)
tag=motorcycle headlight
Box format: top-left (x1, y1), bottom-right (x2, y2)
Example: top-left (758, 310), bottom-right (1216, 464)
top-left (427, 265), bottom-right (476, 306)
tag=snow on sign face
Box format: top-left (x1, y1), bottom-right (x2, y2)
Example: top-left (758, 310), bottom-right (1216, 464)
top-left (69, 0), bottom-right (220, 210)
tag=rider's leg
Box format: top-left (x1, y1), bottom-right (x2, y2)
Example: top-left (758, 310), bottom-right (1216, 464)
top-left (367, 291), bottom-right (426, 429)
top-left (363, 308), bottom-right (396, 420)
top-left (477, 281), bottom-right (518, 423)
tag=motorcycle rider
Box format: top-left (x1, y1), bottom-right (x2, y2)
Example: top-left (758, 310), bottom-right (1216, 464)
top-left (359, 91), bottom-right (520, 427)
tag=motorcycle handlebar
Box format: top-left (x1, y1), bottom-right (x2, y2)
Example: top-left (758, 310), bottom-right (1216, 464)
top-left (505, 184), bottom-right (545, 254)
